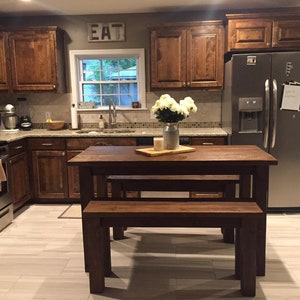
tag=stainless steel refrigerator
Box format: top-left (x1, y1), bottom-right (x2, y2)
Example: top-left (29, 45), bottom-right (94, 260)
top-left (222, 52), bottom-right (300, 209)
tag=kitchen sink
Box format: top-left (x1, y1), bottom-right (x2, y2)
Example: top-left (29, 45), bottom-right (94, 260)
top-left (76, 129), bottom-right (135, 134)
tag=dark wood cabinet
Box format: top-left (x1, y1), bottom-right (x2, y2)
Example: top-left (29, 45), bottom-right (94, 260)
top-left (29, 138), bottom-right (68, 200)
top-left (1, 26), bottom-right (66, 93)
top-left (150, 21), bottom-right (224, 89)
top-left (66, 137), bottom-right (136, 199)
top-left (8, 140), bottom-right (31, 210)
top-left (227, 13), bottom-right (300, 51)
top-left (0, 32), bottom-right (9, 91)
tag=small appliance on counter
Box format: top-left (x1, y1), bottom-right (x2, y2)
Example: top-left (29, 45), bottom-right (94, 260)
top-left (19, 115), bottom-right (32, 131)
top-left (0, 104), bottom-right (19, 132)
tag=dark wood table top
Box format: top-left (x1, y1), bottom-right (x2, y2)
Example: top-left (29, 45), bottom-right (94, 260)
top-left (68, 145), bottom-right (278, 167)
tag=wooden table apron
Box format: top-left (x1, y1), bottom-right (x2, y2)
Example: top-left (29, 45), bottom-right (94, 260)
top-left (69, 145), bottom-right (277, 277)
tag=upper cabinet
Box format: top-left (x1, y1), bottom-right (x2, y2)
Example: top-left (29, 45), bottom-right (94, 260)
top-left (227, 13), bottom-right (300, 52)
top-left (1, 26), bottom-right (66, 93)
top-left (0, 32), bottom-right (9, 91)
top-left (150, 21), bottom-right (225, 89)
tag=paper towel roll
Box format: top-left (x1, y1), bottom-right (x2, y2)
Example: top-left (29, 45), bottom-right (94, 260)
top-left (71, 105), bottom-right (78, 129)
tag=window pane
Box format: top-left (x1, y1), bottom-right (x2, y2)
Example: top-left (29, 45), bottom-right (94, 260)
top-left (102, 83), bottom-right (119, 94)
top-left (83, 60), bottom-right (101, 81)
top-left (103, 96), bottom-right (118, 106)
top-left (82, 84), bottom-right (100, 94)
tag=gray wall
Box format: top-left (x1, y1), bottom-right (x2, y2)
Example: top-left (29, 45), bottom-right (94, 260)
top-left (0, 11), bottom-right (227, 127)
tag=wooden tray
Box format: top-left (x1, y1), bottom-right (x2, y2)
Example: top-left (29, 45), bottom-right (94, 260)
top-left (135, 145), bottom-right (196, 157)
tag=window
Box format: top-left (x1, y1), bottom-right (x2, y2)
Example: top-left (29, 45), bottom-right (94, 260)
top-left (69, 49), bottom-right (146, 109)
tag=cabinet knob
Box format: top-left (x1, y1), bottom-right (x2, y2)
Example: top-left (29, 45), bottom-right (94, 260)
top-left (53, 84), bottom-right (56, 89)
top-left (182, 82), bottom-right (186, 87)
top-left (186, 82), bottom-right (191, 87)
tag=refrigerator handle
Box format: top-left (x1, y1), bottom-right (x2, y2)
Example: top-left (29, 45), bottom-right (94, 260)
top-left (271, 79), bottom-right (278, 148)
top-left (263, 79), bottom-right (270, 149)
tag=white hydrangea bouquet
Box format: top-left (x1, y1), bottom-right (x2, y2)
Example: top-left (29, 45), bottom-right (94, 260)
top-left (152, 94), bottom-right (197, 123)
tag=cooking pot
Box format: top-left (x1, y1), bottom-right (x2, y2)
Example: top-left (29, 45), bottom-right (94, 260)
top-left (2, 115), bottom-right (19, 129)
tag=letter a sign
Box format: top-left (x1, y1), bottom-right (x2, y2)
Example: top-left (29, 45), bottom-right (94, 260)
top-left (88, 23), bottom-right (125, 42)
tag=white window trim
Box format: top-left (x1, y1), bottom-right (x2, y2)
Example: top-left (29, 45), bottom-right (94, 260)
top-left (69, 48), bottom-right (146, 111)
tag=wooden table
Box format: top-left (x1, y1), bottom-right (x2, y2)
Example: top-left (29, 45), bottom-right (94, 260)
top-left (68, 145), bottom-right (277, 276)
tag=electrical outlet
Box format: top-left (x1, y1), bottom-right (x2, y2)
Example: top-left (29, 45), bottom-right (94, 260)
top-left (45, 112), bottom-right (51, 120)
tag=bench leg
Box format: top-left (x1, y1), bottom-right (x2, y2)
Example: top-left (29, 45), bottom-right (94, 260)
top-left (240, 219), bottom-right (257, 297)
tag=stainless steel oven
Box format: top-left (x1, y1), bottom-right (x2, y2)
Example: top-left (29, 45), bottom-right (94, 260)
top-left (0, 142), bottom-right (13, 232)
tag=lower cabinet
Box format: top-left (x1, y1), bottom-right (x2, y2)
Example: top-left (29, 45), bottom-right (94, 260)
top-left (66, 137), bottom-right (137, 199)
top-left (25, 135), bottom-right (227, 202)
top-left (29, 138), bottom-right (68, 200)
top-left (8, 140), bottom-right (31, 210)
top-left (31, 150), bottom-right (68, 199)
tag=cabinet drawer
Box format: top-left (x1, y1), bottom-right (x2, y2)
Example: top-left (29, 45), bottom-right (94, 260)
top-left (66, 138), bottom-right (136, 150)
top-left (190, 137), bottom-right (226, 145)
top-left (28, 138), bottom-right (65, 150)
top-left (8, 139), bottom-right (27, 156)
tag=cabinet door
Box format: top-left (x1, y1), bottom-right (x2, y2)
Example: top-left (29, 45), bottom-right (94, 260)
top-left (272, 19), bottom-right (300, 48)
top-left (227, 19), bottom-right (273, 51)
top-left (0, 32), bottom-right (9, 91)
top-left (8, 152), bottom-right (31, 210)
top-left (187, 25), bottom-right (224, 88)
top-left (8, 28), bottom-right (58, 92)
top-left (32, 150), bottom-right (68, 199)
top-left (150, 28), bottom-right (187, 88)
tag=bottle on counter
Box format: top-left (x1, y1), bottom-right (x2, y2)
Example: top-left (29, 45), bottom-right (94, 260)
top-left (99, 115), bottom-right (105, 130)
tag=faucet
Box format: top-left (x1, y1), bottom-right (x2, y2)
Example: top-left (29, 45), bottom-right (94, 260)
top-left (108, 100), bottom-right (117, 128)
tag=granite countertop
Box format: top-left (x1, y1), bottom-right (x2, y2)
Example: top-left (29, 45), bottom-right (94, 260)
top-left (0, 127), bottom-right (228, 143)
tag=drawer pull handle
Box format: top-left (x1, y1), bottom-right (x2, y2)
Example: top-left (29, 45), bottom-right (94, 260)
top-left (41, 143), bottom-right (53, 146)
top-left (13, 146), bottom-right (23, 150)
top-left (202, 142), bottom-right (214, 145)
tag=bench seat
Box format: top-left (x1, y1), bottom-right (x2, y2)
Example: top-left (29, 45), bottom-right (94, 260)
top-left (83, 199), bottom-right (262, 297)
top-left (107, 175), bottom-right (239, 242)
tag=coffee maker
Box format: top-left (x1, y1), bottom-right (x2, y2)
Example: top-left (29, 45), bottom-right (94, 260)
top-left (19, 115), bottom-right (32, 131)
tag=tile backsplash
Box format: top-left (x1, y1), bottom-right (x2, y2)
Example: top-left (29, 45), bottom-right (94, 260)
top-left (0, 90), bottom-right (222, 128)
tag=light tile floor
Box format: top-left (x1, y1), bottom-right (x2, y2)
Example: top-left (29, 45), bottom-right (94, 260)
top-left (0, 204), bottom-right (300, 299)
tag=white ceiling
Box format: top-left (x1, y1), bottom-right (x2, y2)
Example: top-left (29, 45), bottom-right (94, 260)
top-left (1, 0), bottom-right (300, 16)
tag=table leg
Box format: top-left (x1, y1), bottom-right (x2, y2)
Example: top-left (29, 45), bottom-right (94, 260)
top-left (79, 167), bottom-right (94, 272)
top-left (253, 166), bottom-right (269, 276)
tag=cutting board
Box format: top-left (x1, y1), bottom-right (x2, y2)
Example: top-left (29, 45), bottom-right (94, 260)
top-left (135, 145), bottom-right (196, 157)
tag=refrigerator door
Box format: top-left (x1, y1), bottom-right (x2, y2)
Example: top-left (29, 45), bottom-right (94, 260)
top-left (268, 53), bottom-right (300, 208)
top-left (229, 53), bottom-right (272, 147)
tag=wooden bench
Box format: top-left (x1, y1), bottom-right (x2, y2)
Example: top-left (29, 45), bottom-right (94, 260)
top-left (83, 199), bottom-right (262, 297)
top-left (107, 175), bottom-right (239, 242)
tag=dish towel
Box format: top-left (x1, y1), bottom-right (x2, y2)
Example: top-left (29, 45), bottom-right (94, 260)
top-left (0, 159), bottom-right (7, 192)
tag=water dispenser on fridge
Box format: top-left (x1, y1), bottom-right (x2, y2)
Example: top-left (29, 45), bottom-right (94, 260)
top-left (238, 97), bottom-right (263, 133)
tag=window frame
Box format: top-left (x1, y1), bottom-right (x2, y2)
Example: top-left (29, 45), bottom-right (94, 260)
top-left (69, 48), bottom-right (146, 111)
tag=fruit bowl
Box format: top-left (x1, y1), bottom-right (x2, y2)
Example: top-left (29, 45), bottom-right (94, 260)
top-left (46, 120), bottom-right (65, 130)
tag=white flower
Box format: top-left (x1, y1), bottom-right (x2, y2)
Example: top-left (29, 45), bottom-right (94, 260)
top-left (151, 94), bottom-right (197, 123)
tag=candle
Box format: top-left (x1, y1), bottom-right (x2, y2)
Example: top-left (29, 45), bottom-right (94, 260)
top-left (153, 137), bottom-right (164, 151)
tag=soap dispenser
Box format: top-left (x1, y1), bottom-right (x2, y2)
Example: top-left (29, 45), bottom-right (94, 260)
top-left (99, 115), bottom-right (105, 130)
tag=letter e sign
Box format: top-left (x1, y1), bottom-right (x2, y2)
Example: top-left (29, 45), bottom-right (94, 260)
top-left (88, 23), bottom-right (125, 42)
